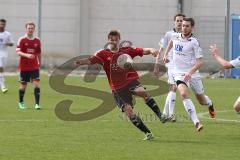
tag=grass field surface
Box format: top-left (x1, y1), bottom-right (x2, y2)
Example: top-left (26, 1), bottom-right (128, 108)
top-left (0, 75), bottom-right (239, 160)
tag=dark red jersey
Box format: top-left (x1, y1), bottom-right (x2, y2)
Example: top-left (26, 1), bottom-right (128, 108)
top-left (16, 36), bottom-right (41, 71)
top-left (89, 47), bottom-right (143, 90)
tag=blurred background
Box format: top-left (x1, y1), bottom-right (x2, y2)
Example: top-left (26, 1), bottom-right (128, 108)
top-left (0, 0), bottom-right (239, 75)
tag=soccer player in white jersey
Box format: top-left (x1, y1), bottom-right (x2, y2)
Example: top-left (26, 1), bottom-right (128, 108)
top-left (163, 17), bottom-right (216, 131)
top-left (0, 19), bottom-right (14, 93)
top-left (154, 13), bottom-right (185, 122)
top-left (209, 44), bottom-right (240, 113)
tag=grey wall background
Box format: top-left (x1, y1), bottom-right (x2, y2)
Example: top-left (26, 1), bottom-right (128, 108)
top-left (0, 0), bottom-right (239, 71)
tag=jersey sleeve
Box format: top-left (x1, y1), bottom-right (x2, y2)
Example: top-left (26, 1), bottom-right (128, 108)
top-left (128, 47), bottom-right (143, 58)
top-left (7, 32), bottom-right (14, 44)
top-left (88, 50), bottom-right (104, 65)
top-left (230, 56), bottom-right (240, 68)
top-left (38, 39), bottom-right (41, 54)
top-left (16, 38), bottom-right (23, 52)
top-left (162, 32), bottom-right (170, 49)
top-left (193, 39), bottom-right (203, 59)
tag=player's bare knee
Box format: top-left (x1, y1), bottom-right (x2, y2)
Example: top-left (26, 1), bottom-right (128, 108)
top-left (178, 89), bottom-right (188, 99)
top-left (197, 98), bottom-right (205, 105)
top-left (177, 84), bottom-right (189, 99)
top-left (139, 92), bottom-right (150, 100)
top-left (180, 92), bottom-right (188, 99)
top-left (20, 82), bottom-right (27, 90)
top-left (170, 84), bottom-right (177, 92)
top-left (33, 80), bottom-right (40, 88)
top-left (195, 94), bottom-right (205, 105)
top-left (123, 104), bottom-right (134, 117)
top-left (134, 87), bottom-right (149, 99)
top-left (34, 84), bottom-right (40, 88)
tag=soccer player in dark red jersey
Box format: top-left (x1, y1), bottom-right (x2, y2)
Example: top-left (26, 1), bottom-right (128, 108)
top-left (16, 22), bottom-right (41, 110)
top-left (75, 30), bottom-right (167, 140)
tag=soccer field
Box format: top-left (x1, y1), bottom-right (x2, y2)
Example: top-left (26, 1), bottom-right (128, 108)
top-left (0, 75), bottom-right (239, 160)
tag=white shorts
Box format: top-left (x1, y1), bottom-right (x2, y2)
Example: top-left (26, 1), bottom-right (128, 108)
top-left (173, 73), bottom-right (204, 95)
top-left (0, 57), bottom-right (7, 68)
top-left (167, 68), bottom-right (175, 85)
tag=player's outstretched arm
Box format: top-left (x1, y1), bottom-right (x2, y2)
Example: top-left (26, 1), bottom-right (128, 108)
top-left (74, 58), bottom-right (92, 66)
top-left (155, 47), bottom-right (164, 64)
top-left (163, 40), bottom-right (173, 64)
top-left (153, 47), bottom-right (164, 75)
top-left (209, 44), bottom-right (233, 69)
top-left (142, 48), bottom-right (159, 57)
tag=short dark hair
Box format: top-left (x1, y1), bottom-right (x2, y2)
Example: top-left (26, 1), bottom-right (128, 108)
top-left (183, 17), bottom-right (195, 27)
top-left (25, 22), bottom-right (36, 28)
top-left (108, 30), bottom-right (121, 39)
top-left (174, 13), bottom-right (186, 21)
top-left (0, 19), bottom-right (6, 23)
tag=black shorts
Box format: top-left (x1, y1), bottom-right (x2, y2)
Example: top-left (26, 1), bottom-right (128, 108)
top-left (112, 80), bottom-right (143, 112)
top-left (19, 70), bottom-right (40, 83)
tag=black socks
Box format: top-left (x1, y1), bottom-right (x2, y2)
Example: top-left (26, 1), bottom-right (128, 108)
top-left (19, 89), bottom-right (25, 103)
top-left (130, 115), bottom-right (151, 133)
top-left (34, 87), bottom-right (40, 105)
top-left (146, 97), bottom-right (162, 118)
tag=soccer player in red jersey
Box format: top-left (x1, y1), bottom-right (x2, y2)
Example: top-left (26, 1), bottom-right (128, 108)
top-left (16, 22), bottom-right (41, 110)
top-left (75, 30), bottom-right (167, 140)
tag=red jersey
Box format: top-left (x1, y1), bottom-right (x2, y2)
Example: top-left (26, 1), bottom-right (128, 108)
top-left (16, 36), bottom-right (41, 71)
top-left (89, 47), bottom-right (143, 90)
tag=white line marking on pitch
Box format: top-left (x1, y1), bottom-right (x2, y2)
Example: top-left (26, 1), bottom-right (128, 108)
top-left (1, 110), bottom-right (238, 123)
top-left (198, 110), bottom-right (240, 123)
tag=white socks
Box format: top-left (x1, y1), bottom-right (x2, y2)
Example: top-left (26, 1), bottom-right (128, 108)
top-left (183, 98), bottom-right (199, 125)
top-left (163, 93), bottom-right (170, 115)
top-left (204, 95), bottom-right (213, 107)
top-left (163, 91), bottom-right (176, 117)
top-left (169, 91), bottom-right (176, 116)
top-left (0, 72), bottom-right (5, 89)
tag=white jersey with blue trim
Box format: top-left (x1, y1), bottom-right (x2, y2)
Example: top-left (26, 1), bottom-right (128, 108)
top-left (230, 56), bottom-right (240, 68)
top-left (0, 31), bottom-right (14, 58)
top-left (171, 33), bottom-right (203, 77)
